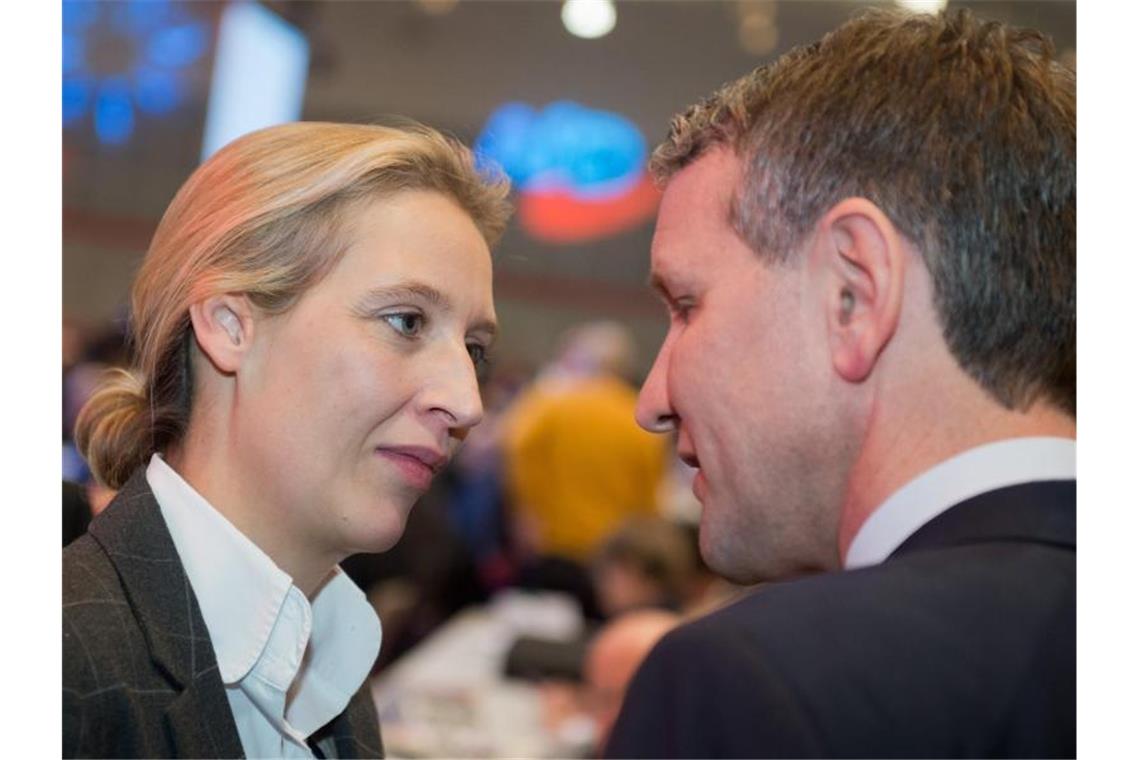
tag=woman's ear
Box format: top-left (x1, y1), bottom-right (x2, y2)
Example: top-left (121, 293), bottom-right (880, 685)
top-left (188, 294), bottom-right (255, 374)
top-left (812, 197), bottom-right (907, 383)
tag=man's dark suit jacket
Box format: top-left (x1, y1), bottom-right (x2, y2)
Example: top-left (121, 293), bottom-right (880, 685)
top-left (63, 469), bottom-right (385, 758)
top-left (605, 480), bottom-right (1075, 758)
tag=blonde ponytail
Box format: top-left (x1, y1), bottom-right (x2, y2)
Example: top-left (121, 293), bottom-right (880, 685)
top-left (74, 368), bottom-right (152, 490)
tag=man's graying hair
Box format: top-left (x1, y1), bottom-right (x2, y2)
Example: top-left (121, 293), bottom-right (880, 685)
top-left (651, 8), bottom-right (1075, 415)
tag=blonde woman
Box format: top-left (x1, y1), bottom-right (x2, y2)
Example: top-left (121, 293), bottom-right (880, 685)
top-left (63, 122), bottom-right (511, 758)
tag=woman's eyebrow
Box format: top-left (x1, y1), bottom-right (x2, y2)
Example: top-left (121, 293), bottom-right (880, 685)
top-left (356, 281), bottom-right (498, 340)
top-left (359, 281), bottom-right (447, 309)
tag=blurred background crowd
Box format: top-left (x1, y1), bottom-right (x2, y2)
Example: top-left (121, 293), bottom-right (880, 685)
top-left (62, 2), bottom-right (1075, 756)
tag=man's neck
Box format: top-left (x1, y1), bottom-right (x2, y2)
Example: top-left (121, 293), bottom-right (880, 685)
top-left (837, 394), bottom-right (1075, 562)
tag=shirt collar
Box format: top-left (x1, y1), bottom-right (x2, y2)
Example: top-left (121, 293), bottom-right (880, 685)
top-left (289, 575), bottom-right (381, 732)
top-left (146, 454), bottom-right (381, 696)
top-left (843, 437), bottom-right (1076, 570)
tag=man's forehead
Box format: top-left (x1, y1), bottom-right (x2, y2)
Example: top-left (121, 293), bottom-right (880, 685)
top-left (650, 148), bottom-right (742, 283)
top-left (656, 151), bottom-right (741, 236)
top-left (667, 148), bottom-right (741, 205)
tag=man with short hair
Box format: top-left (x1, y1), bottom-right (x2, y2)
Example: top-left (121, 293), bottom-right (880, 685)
top-left (605, 8), bottom-right (1074, 758)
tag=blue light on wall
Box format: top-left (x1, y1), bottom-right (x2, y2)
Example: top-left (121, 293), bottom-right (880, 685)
top-left (94, 77), bottom-right (135, 146)
top-left (475, 101), bottom-right (660, 244)
top-left (475, 100), bottom-right (647, 197)
top-left (63, 0), bottom-right (209, 146)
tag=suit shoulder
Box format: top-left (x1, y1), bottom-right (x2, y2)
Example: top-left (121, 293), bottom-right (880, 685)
top-left (63, 535), bottom-right (132, 646)
top-left (63, 535), bottom-right (178, 758)
top-left (62, 535), bottom-right (144, 691)
top-left (63, 534), bottom-right (120, 603)
top-left (689, 542), bottom-right (1072, 645)
top-left (649, 547), bottom-right (1075, 709)
top-left (607, 596), bottom-right (824, 757)
top-left (620, 549), bottom-right (1074, 756)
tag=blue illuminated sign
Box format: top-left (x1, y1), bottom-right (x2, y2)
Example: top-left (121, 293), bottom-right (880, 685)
top-left (475, 100), bottom-right (647, 197)
top-left (475, 101), bottom-right (660, 244)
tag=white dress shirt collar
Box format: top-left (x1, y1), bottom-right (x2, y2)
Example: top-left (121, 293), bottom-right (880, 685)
top-left (146, 454), bottom-right (381, 749)
top-left (844, 437), bottom-right (1076, 570)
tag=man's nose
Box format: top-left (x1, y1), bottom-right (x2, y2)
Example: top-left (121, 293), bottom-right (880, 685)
top-left (635, 340), bottom-right (677, 433)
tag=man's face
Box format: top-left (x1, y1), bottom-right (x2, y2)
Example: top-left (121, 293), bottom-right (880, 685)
top-left (235, 191), bottom-right (496, 570)
top-left (636, 149), bottom-right (848, 583)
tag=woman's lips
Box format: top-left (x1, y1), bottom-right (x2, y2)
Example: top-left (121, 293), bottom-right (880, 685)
top-left (375, 446), bottom-right (445, 490)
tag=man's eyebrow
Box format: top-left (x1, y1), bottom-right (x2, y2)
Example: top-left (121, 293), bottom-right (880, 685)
top-left (648, 271), bottom-right (672, 300)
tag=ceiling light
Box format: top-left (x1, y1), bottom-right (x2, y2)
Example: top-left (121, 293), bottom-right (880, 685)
top-left (894, 0), bottom-right (949, 14)
top-left (561, 0), bottom-right (617, 40)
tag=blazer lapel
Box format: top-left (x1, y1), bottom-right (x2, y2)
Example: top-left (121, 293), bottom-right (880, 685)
top-left (89, 469), bottom-right (245, 758)
top-left (164, 665), bottom-right (245, 759)
top-left (310, 686), bottom-right (385, 759)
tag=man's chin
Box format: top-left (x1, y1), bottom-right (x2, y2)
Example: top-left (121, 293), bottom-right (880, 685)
top-left (698, 524), bottom-right (761, 584)
top-left (700, 527), bottom-right (835, 585)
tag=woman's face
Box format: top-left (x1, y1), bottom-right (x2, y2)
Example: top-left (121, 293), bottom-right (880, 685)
top-left (233, 190), bottom-right (496, 575)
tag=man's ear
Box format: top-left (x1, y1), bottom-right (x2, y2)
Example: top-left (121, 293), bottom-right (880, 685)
top-left (188, 294), bottom-right (255, 374)
top-left (812, 197), bottom-right (906, 383)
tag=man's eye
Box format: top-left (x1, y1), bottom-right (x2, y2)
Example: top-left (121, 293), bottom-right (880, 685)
top-left (382, 313), bottom-right (424, 337)
top-left (672, 300), bottom-right (694, 323)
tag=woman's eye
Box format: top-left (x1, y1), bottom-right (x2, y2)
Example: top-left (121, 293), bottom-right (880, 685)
top-left (466, 342), bottom-right (487, 366)
top-left (382, 312), bottom-right (424, 337)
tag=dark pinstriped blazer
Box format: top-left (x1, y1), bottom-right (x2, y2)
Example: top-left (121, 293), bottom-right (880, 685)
top-left (62, 469), bottom-right (384, 758)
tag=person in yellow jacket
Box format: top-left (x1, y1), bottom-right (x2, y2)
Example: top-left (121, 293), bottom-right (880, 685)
top-left (503, 322), bottom-right (669, 570)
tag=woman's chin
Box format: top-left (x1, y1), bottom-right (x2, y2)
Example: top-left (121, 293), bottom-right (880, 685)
top-left (344, 508), bottom-right (411, 557)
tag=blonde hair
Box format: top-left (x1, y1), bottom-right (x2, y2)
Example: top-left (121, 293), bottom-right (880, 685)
top-left (76, 121), bottom-right (512, 489)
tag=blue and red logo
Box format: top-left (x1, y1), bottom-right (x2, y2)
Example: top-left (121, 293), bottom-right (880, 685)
top-left (475, 101), bottom-right (660, 244)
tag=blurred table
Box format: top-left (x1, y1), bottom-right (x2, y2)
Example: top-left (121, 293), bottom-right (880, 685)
top-left (371, 590), bottom-right (595, 758)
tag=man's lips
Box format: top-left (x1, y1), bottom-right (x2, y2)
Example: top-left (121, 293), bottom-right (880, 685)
top-left (692, 469), bottom-right (707, 502)
top-left (678, 448), bottom-right (705, 501)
